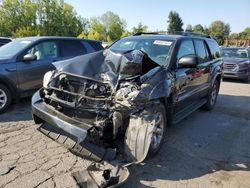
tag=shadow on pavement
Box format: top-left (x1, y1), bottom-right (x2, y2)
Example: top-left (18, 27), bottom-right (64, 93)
top-left (123, 94), bottom-right (250, 187)
top-left (0, 97), bottom-right (32, 123)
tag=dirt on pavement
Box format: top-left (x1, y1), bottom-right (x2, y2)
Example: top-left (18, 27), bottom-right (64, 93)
top-left (0, 80), bottom-right (250, 188)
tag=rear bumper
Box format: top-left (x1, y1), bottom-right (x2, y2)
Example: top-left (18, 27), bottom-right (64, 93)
top-left (32, 90), bottom-right (91, 143)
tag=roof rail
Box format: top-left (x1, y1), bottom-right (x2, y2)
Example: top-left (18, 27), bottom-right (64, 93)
top-left (133, 31), bottom-right (167, 36)
top-left (133, 31), bottom-right (212, 39)
top-left (182, 32), bottom-right (212, 39)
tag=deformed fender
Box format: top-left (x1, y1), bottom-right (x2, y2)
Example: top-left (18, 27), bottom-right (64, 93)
top-left (134, 69), bottom-right (172, 103)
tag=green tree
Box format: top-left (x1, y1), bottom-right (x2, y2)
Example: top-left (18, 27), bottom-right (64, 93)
top-left (239, 27), bottom-right (250, 40)
top-left (37, 0), bottom-right (85, 36)
top-left (88, 11), bottom-right (126, 41)
top-left (101, 11), bottom-right (126, 41)
top-left (209, 21), bottom-right (230, 45)
top-left (0, 0), bottom-right (37, 37)
top-left (167, 11), bottom-right (183, 34)
top-left (193, 24), bottom-right (204, 34)
top-left (132, 22), bottom-right (148, 34)
top-left (185, 24), bottom-right (193, 32)
top-left (0, 0), bottom-right (87, 37)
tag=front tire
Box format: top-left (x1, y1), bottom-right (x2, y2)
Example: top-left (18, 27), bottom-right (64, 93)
top-left (124, 103), bottom-right (167, 162)
top-left (202, 80), bottom-right (219, 111)
top-left (0, 84), bottom-right (12, 113)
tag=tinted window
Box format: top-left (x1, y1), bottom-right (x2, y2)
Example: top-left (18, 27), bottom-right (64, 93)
top-left (26, 41), bottom-right (58, 60)
top-left (194, 40), bottom-right (209, 63)
top-left (87, 41), bottom-right (103, 51)
top-left (177, 40), bottom-right (195, 60)
top-left (60, 40), bottom-right (87, 57)
top-left (207, 40), bottom-right (221, 59)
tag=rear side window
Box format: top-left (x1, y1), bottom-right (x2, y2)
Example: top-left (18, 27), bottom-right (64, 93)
top-left (207, 40), bottom-right (221, 59)
top-left (60, 40), bottom-right (87, 57)
top-left (87, 41), bottom-right (103, 51)
top-left (194, 40), bottom-right (209, 63)
top-left (177, 40), bottom-right (195, 60)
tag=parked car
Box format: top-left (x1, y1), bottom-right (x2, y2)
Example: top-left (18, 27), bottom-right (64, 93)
top-left (0, 37), bottom-right (11, 47)
top-left (221, 47), bottom-right (250, 82)
top-left (32, 32), bottom-right (223, 168)
top-left (0, 37), bottom-right (103, 112)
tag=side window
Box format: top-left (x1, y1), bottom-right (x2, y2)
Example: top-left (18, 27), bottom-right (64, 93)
top-left (87, 41), bottom-right (103, 51)
top-left (194, 40), bottom-right (209, 63)
top-left (60, 40), bottom-right (87, 57)
top-left (177, 40), bottom-right (195, 60)
top-left (27, 41), bottom-right (58, 60)
top-left (207, 40), bottom-right (221, 59)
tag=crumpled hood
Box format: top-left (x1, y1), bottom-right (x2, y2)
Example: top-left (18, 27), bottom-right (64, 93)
top-left (223, 57), bottom-right (249, 64)
top-left (53, 49), bottom-right (159, 88)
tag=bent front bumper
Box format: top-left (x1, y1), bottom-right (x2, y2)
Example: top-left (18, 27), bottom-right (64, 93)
top-left (32, 90), bottom-right (91, 143)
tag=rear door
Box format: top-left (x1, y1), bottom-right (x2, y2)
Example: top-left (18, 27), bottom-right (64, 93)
top-left (59, 40), bottom-right (87, 59)
top-left (16, 40), bottom-right (59, 92)
top-left (193, 39), bottom-right (212, 98)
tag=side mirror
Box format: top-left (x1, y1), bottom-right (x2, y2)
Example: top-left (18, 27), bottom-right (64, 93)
top-left (23, 54), bottom-right (37, 62)
top-left (178, 55), bottom-right (198, 68)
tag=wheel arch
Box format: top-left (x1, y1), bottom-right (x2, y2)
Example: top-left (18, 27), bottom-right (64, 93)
top-left (0, 76), bottom-right (19, 99)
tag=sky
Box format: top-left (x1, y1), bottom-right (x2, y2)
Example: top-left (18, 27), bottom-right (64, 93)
top-left (65, 0), bottom-right (250, 33)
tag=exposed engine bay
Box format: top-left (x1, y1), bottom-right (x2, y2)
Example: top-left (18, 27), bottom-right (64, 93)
top-left (41, 49), bottom-right (169, 143)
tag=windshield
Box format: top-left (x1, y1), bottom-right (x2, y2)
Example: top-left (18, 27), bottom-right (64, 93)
top-left (109, 38), bottom-right (174, 66)
top-left (0, 39), bottom-right (32, 59)
top-left (221, 48), bottom-right (248, 58)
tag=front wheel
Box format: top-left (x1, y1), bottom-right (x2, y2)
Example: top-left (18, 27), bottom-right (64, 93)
top-left (202, 80), bottom-right (219, 111)
top-left (124, 103), bottom-right (167, 162)
top-left (0, 84), bottom-right (12, 113)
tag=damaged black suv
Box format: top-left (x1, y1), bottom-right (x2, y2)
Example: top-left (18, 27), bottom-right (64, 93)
top-left (32, 32), bottom-right (223, 163)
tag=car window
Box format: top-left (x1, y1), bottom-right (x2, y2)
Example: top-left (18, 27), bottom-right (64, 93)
top-left (27, 41), bottom-right (58, 60)
top-left (0, 39), bottom-right (32, 59)
top-left (60, 40), bottom-right (87, 57)
top-left (110, 38), bottom-right (174, 66)
top-left (207, 40), bottom-right (221, 59)
top-left (177, 40), bottom-right (195, 60)
top-left (87, 41), bottom-right (103, 51)
top-left (194, 40), bottom-right (209, 63)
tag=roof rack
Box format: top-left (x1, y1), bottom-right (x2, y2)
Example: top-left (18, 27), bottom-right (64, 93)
top-left (133, 31), bottom-right (212, 39)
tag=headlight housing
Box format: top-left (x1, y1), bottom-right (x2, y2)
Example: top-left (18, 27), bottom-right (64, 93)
top-left (239, 61), bottom-right (250, 66)
top-left (43, 71), bottom-right (54, 89)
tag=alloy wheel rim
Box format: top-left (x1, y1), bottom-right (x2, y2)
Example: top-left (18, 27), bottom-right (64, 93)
top-left (151, 112), bottom-right (164, 150)
top-left (210, 84), bottom-right (217, 105)
top-left (0, 89), bottom-right (7, 110)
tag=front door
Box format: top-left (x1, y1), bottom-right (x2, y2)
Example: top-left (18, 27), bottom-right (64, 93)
top-left (174, 39), bottom-right (204, 113)
top-left (17, 40), bottom-right (59, 93)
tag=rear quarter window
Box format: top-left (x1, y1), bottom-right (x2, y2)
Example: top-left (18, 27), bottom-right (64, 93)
top-left (207, 40), bottom-right (221, 59)
top-left (60, 40), bottom-right (87, 57)
top-left (87, 41), bottom-right (103, 51)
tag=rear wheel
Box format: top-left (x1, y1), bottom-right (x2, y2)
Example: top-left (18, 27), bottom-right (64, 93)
top-left (0, 84), bottom-right (12, 113)
top-left (202, 80), bottom-right (219, 111)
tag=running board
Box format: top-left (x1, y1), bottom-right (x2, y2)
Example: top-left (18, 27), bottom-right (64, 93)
top-left (173, 99), bottom-right (207, 124)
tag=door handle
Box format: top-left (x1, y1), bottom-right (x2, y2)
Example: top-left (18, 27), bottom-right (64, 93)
top-left (5, 68), bottom-right (17, 72)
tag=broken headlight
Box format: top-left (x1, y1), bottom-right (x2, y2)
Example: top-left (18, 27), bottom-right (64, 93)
top-left (43, 71), bottom-right (54, 89)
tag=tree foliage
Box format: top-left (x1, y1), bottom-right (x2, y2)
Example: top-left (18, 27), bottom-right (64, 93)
top-left (193, 24), bottom-right (204, 34)
top-left (86, 11), bottom-right (126, 41)
top-left (208, 21), bottom-right (230, 45)
top-left (185, 24), bottom-right (193, 32)
top-left (132, 22), bottom-right (148, 34)
top-left (167, 11), bottom-right (183, 34)
top-left (0, 0), bottom-right (87, 37)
